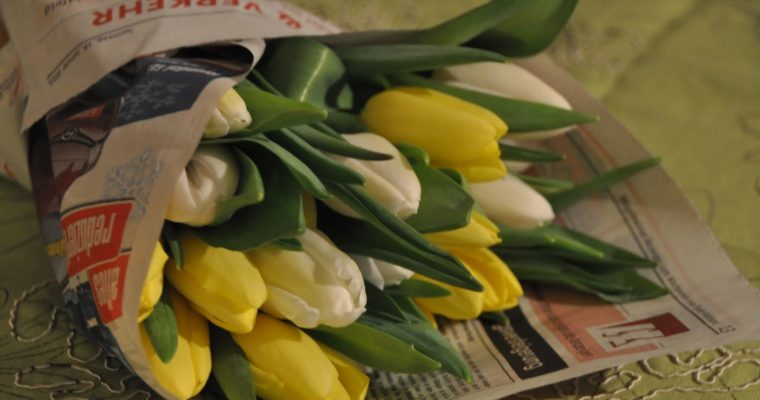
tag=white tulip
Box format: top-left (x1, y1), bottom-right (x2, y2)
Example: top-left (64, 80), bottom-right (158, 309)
top-left (246, 228), bottom-right (367, 329)
top-left (325, 133), bottom-right (422, 219)
top-left (166, 145), bottom-right (239, 227)
top-left (433, 62), bottom-right (574, 140)
top-left (352, 255), bottom-right (414, 289)
top-left (203, 89), bottom-right (251, 139)
top-left (471, 174), bottom-right (555, 229)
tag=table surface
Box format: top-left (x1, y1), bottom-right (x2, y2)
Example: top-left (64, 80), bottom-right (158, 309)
top-left (1, 1), bottom-right (759, 399)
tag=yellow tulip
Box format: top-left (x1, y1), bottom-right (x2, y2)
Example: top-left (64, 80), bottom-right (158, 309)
top-left (361, 87), bottom-right (507, 182)
top-left (166, 230), bottom-right (267, 333)
top-left (138, 243), bottom-right (169, 322)
top-left (424, 211), bottom-right (501, 248)
top-left (320, 344), bottom-right (370, 400)
top-left (232, 314), bottom-right (360, 400)
top-left (140, 287), bottom-right (211, 399)
top-left (419, 212), bottom-right (523, 319)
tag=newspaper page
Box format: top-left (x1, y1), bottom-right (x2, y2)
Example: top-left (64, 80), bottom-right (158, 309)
top-left (365, 56), bottom-right (760, 399)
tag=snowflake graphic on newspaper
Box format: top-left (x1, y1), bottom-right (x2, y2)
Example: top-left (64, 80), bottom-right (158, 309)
top-left (117, 79), bottom-right (188, 125)
top-left (102, 149), bottom-right (162, 218)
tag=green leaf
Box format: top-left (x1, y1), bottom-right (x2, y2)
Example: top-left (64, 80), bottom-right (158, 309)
top-left (495, 225), bottom-right (655, 268)
top-left (210, 327), bottom-right (256, 400)
top-left (195, 157), bottom-right (304, 251)
top-left (246, 137), bottom-right (331, 200)
top-left (479, 311), bottom-right (510, 325)
top-left (268, 129), bottom-right (364, 185)
top-left (325, 110), bottom-right (369, 134)
top-left (319, 184), bottom-right (482, 291)
top-left (161, 221), bottom-right (183, 270)
top-left (395, 143), bottom-right (430, 165)
top-left (257, 38), bottom-right (352, 108)
top-left (361, 315), bottom-right (472, 381)
top-left (388, 73), bottom-right (597, 132)
top-left (505, 255), bottom-right (668, 303)
top-left (365, 282), bottom-right (409, 323)
top-left (232, 85), bottom-right (327, 135)
top-left (468, 0), bottom-right (579, 57)
top-left (335, 45), bottom-right (507, 76)
top-left (290, 125), bottom-right (392, 161)
top-left (500, 143), bottom-right (564, 162)
top-left (143, 288), bottom-right (178, 363)
top-left (547, 158), bottom-right (661, 211)
top-left (309, 323), bottom-right (441, 373)
top-left (272, 238), bottom-right (304, 252)
top-left (384, 279), bottom-right (451, 298)
top-left (387, 294), bottom-right (431, 323)
top-left (209, 147), bottom-right (265, 225)
top-left (404, 161), bottom-right (475, 233)
top-left (407, 0), bottom-right (531, 46)
top-left (515, 173), bottom-right (574, 196)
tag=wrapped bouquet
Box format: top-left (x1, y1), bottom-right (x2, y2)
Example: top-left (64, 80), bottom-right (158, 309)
top-left (0, 1), bottom-right (671, 399)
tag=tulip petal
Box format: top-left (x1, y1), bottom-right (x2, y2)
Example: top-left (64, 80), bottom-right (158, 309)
top-left (361, 88), bottom-right (497, 164)
top-left (447, 246), bottom-right (522, 311)
top-left (138, 243), bottom-right (168, 322)
top-left (233, 314), bottom-right (339, 400)
top-left (320, 345), bottom-right (370, 400)
top-left (425, 211), bottom-right (501, 248)
top-left (471, 174), bottom-right (555, 229)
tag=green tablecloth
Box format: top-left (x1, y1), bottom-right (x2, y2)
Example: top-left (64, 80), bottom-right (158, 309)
top-left (1, 1), bottom-right (758, 398)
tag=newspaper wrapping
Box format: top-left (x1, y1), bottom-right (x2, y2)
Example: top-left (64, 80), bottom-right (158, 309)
top-left (1, 2), bottom-right (760, 399)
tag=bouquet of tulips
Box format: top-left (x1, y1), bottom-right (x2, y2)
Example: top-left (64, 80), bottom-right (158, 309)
top-left (130, 2), bottom-right (669, 398)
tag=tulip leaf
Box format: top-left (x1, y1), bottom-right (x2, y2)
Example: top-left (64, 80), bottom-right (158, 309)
top-left (404, 161), bottom-right (475, 233)
top-left (268, 129), bottom-right (364, 185)
top-left (210, 327), bottom-right (256, 400)
top-left (467, 0), bottom-right (579, 57)
top-left (547, 158), bottom-right (661, 211)
top-left (494, 224), bottom-right (656, 268)
top-left (385, 279), bottom-right (451, 298)
top-left (319, 184), bottom-right (482, 291)
top-left (291, 125), bottom-right (392, 161)
top-left (161, 221), bottom-right (183, 270)
top-left (504, 255), bottom-right (669, 303)
top-left (272, 238), bottom-right (304, 252)
top-left (388, 73), bottom-right (597, 132)
top-left (515, 173), bottom-right (575, 196)
top-left (396, 144), bottom-right (430, 166)
top-left (500, 143), bottom-right (565, 162)
top-left (309, 323), bottom-right (442, 373)
top-left (388, 294), bottom-right (432, 324)
top-left (143, 287), bottom-right (178, 364)
top-left (361, 315), bottom-right (472, 382)
top-left (210, 147), bottom-right (265, 225)
top-left (325, 110), bottom-right (370, 134)
top-left (256, 38), bottom-right (352, 109)
top-left (195, 157), bottom-right (305, 251)
top-left (365, 282), bottom-right (410, 323)
top-left (479, 311), bottom-right (510, 325)
top-left (232, 84), bottom-right (327, 135)
top-left (335, 45), bottom-right (507, 76)
top-left (245, 137), bottom-right (331, 200)
top-left (407, 0), bottom-right (531, 46)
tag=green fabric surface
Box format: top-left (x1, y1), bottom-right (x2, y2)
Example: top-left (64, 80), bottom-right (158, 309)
top-left (1, 1), bottom-right (758, 399)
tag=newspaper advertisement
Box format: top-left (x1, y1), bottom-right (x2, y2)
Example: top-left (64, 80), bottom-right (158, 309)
top-left (1, 1), bottom-right (760, 399)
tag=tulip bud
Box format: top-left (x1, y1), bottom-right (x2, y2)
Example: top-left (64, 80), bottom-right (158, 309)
top-left (361, 87), bottom-right (507, 182)
top-left (166, 145), bottom-right (239, 227)
top-left (203, 89), bottom-right (252, 139)
top-left (470, 174), bottom-right (555, 229)
top-left (433, 62), bottom-right (574, 140)
top-left (232, 314), bottom-right (360, 400)
top-left (352, 255), bottom-right (414, 289)
top-left (319, 344), bottom-right (370, 400)
top-left (138, 243), bottom-right (169, 322)
top-left (166, 230), bottom-right (267, 333)
top-left (140, 287), bottom-right (211, 400)
top-left (246, 228), bottom-right (366, 329)
top-left (424, 211), bottom-right (501, 248)
top-left (325, 133), bottom-right (422, 219)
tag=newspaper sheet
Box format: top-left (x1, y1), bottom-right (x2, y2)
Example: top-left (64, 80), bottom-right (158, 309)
top-left (1, 1), bottom-right (759, 399)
